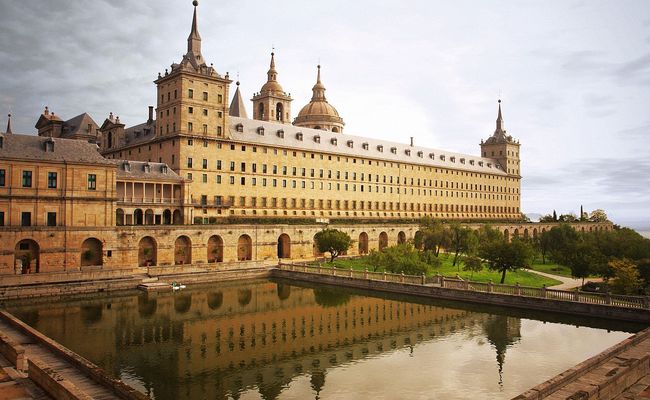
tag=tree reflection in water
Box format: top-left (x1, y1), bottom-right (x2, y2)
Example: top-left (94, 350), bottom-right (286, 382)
top-left (483, 315), bottom-right (521, 387)
top-left (313, 287), bottom-right (351, 308)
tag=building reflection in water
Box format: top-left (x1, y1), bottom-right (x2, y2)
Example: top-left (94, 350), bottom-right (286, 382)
top-left (6, 279), bottom-right (618, 400)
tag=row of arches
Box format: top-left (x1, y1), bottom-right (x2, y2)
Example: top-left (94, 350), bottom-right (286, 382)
top-left (15, 238), bottom-right (104, 274)
top-left (116, 208), bottom-right (182, 226)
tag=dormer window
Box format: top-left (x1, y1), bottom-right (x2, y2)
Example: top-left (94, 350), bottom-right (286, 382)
top-left (123, 161), bottom-right (131, 172)
top-left (469, 160), bottom-right (475, 165)
top-left (257, 127), bottom-right (265, 135)
top-left (377, 145), bottom-right (383, 152)
top-left (161, 165), bottom-right (168, 174)
top-left (429, 153), bottom-right (435, 159)
top-left (450, 156), bottom-right (456, 163)
top-left (236, 123), bottom-right (244, 132)
top-left (331, 138), bottom-right (337, 145)
top-left (277, 129), bottom-right (284, 138)
top-left (487, 163), bottom-right (492, 168)
top-left (347, 140), bottom-right (354, 148)
top-left (44, 138), bottom-right (54, 152)
top-left (460, 158), bottom-right (465, 164)
top-left (417, 151), bottom-right (423, 158)
top-left (405, 149), bottom-right (411, 156)
top-left (440, 155), bottom-right (446, 161)
top-left (314, 135), bottom-right (321, 143)
top-left (296, 132), bottom-right (303, 141)
top-left (143, 164), bottom-right (151, 173)
top-left (362, 142), bottom-right (369, 150)
top-left (390, 147), bottom-right (397, 154)
top-left (478, 161), bottom-right (484, 167)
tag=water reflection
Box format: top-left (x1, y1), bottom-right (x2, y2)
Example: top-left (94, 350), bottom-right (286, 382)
top-left (5, 279), bottom-right (641, 400)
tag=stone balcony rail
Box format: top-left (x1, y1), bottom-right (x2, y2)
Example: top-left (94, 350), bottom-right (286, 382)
top-left (277, 262), bottom-right (650, 310)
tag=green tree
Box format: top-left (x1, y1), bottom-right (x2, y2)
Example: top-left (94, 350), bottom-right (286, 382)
top-left (608, 258), bottom-right (642, 295)
top-left (553, 210), bottom-right (558, 221)
top-left (449, 222), bottom-right (478, 268)
top-left (589, 209), bottom-right (609, 222)
top-left (418, 217), bottom-right (451, 256)
top-left (480, 238), bottom-right (534, 284)
top-left (536, 230), bottom-right (553, 264)
top-left (559, 213), bottom-right (578, 222)
top-left (546, 224), bottom-right (580, 265)
top-left (462, 256), bottom-right (483, 279)
top-left (367, 244), bottom-right (430, 275)
top-left (314, 229), bottom-right (352, 262)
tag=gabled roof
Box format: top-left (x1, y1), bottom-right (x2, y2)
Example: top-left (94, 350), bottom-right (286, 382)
top-left (62, 113), bottom-right (99, 138)
top-left (229, 117), bottom-right (507, 175)
top-left (0, 133), bottom-right (113, 165)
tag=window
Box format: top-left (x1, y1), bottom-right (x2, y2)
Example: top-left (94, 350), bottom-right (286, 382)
top-left (47, 172), bottom-right (57, 188)
top-left (216, 175), bottom-right (221, 183)
top-left (188, 89), bottom-right (194, 98)
top-left (188, 106), bottom-right (194, 114)
top-left (230, 161), bottom-right (235, 171)
top-left (217, 160), bottom-right (222, 170)
top-left (203, 124), bottom-right (207, 134)
top-left (202, 159), bottom-right (208, 169)
top-left (87, 174), bottom-right (97, 190)
top-left (202, 174), bottom-right (207, 183)
top-left (22, 171), bottom-right (32, 188)
top-left (217, 94), bottom-right (223, 103)
top-left (187, 158), bottom-right (193, 168)
top-left (203, 91), bottom-right (208, 101)
top-left (188, 139), bottom-right (193, 146)
top-left (230, 176), bottom-right (235, 184)
top-left (21, 212), bottom-right (31, 226)
top-left (188, 122), bottom-right (193, 132)
top-left (0, 211), bottom-right (3, 226)
top-left (0, 169), bottom-right (5, 186)
top-left (46, 212), bottom-right (56, 226)
top-left (203, 109), bottom-right (208, 116)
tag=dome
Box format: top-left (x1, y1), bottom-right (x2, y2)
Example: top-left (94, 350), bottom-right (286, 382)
top-left (260, 80), bottom-right (284, 94)
top-left (297, 101), bottom-right (341, 119)
top-left (293, 65), bottom-right (344, 131)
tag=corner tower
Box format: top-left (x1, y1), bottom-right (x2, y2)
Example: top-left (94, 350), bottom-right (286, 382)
top-left (153, 1), bottom-right (232, 139)
top-left (480, 100), bottom-right (520, 176)
top-left (252, 52), bottom-right (292, 124)
top-left (293, 65), bottom-right (344, 132)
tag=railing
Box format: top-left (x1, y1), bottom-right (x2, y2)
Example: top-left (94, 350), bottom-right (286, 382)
top-left (277, 262), bottom-right (650, 310)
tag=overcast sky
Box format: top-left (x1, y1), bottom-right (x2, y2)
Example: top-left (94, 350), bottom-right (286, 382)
top-left (0, 0), bottom-right (648, 229)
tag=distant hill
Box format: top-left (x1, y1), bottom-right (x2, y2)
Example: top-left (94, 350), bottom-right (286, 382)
top-left (525, 213), bottom-right (543, 222)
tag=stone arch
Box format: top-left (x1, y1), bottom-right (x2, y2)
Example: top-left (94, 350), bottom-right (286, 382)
top-left (523, 229), bottom-right (529, 240)
top-left (513, 228), bottom-right (520, 239)
top-left (541, 228), bottom-right (547, 233)
top-left (237, 234), bottom-right (252, 261)
top-left (81, 238), bottom-right (103, 267)
top-left (138, 236), bottom-right (157, 267)
top-left (207, 235), bottom-right (224, 263)
top-left (163, 209), bottom-right (172, 225)
top-left (414, 230), bottom-right (424, 249)
top-left (379, 232), bottom-right (388, 251)
top-left (332, 127), bottom-right (339, 133)
top-left (238, 289), bottom-right (252, 306)
top-left (207, 292), bottom-right (223, 310)
top-left (15, 239), bottom-right (39, 274)
top-left (276, 102), bottom-right (284, 122)
top-left (116, 208), bottom-right (125, 226)
top-left (174, 235), bottom-right (192, 265)
top-left (358, 232), bottom-right (369, 255)
top-left (503, 229), bottom-right (510, 242)
top-left (172, 210), bottom-right (182, 225)
top-left (258, 103), bottom-right (265, 119)
top-left (397, 231), bottom-right (406, 244)
top-left (134, 209), bottom-right (144, 225)
top-left (533, 228), bottom-right (538, 238)
top-left (581, 226), bottom-right (585, 232)
top-left (145, 209), bottom-right (154, 225)
top-left (174, 294), bottom-right (192, 314)
top-left (277, 233), bottom-right (291, 259)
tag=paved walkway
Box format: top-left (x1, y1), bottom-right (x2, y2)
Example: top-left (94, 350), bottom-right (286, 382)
top-left (524, 268), bottom-right (603, 290)
top-left (0, 317), bottom-right (121, 399)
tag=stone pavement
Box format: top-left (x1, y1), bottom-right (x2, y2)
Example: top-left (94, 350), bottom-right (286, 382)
top-left (614, 374), bottom-right (650, 399)
top-left (524, 268), bottom-right (603, 290)
top-left (0, 353), bottom-right (49, 400)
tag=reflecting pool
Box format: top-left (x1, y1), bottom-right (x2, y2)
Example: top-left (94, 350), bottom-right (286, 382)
top-left (5, 279), bottom-right (644, 400)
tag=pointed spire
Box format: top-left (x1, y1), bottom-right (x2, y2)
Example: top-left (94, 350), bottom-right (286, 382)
top-left (229, 81), bottom-right (248, 118)
top-left (5, 113), bottom-right (12, 134)
top-left (311, 65), bottom-right (327, 101)
top-left (495, 99), bottom-right (504, 133)
top-left (187, 1), bottom-right (202, 56)
top-left (267, 52), bottom-right (278, 82)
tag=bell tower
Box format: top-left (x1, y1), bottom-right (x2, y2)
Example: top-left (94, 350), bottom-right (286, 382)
top-left (251, 52), bottom-right (292, 124)
top-left (480, 100), bottom-right (521, 176)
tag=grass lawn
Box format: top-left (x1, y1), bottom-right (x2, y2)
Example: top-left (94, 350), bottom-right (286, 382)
top-left (529, 258), bottom-right (599, 278)
top-left (311, 253), bottom-right (561, 288)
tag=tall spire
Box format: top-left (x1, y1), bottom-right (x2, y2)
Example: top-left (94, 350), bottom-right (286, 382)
top-left (495, 99), bottom-right (504, 133)
top-left (311, 65), bottom-right (327, 101)
top-left (267, 52), bottom-right (278, 83)
top-left (229, 81), bottom-right (248, 118)
top-left (187, 1), bottom-right (202, 56)
top-left (5, 113), bottom-right (12, 134)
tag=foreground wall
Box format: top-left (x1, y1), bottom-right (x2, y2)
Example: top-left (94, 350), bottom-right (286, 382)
top-left (0, 221), bottom-right (613, 275)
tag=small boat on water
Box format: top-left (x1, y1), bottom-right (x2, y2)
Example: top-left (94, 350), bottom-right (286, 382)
top-left (171, 282), bottom-right (186, 291)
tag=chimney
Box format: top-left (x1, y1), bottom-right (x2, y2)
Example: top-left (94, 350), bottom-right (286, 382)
top-left (148, 106), bottom-right (154, 124)
top-left (410, 137), bottom-right (414, 147)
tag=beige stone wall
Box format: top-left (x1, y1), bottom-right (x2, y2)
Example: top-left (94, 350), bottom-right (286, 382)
top-left (0, 221), bottom-right (613, 275)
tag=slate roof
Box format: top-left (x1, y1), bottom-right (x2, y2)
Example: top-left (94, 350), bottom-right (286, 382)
top-left (0, 133), bottom-right (114, 165)
top-left (228, 117), bottom-right (507, 175)
top-left (112, 160), bottom-right (184, 182)
top-left (62, 113), bottom-right (99, 139)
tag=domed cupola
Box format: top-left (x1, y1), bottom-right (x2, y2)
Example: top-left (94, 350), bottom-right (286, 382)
top-left (293, 65), bottom-right (345, 133)
top-left (252, 52), bottom-right (292, 124)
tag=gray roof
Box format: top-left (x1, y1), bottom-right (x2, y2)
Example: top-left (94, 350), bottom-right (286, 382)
top-left (0, 133), bottom-right (114, 165)
top-left (121, 121), bottom-right (157, 147)
top-left (112, 160), bottom-right (184, 182)
top-left (228, 117), bottom-right (507, 175)
top-left (63, 113), bottom-right (99, 139)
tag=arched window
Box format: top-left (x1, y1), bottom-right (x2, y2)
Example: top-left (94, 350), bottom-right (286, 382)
top-left (258, 103), bottom-right (265, 119)
top-left (81, 238), bottom-right (103, 267)
top-left (276, 103), bottom-right (283, 122)
top-left (174, 235), bottom-right (192, 265)
top-left (107, 131), bottom-right (113, 148)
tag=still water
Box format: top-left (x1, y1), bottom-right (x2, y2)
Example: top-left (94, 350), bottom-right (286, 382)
top-left (5, 279), bottom-right (644, 400)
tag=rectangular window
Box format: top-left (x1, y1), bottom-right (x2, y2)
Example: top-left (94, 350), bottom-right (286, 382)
top-left (241, 162), bottom-right (246, 172)
top-left (203, 109), bottom-right (208, 116)
top-left (21, 212), bottom-right (31, 227)
top-left (47, 172), bottom-right (57, 188)
top-left (188, 106), bottom-right (194, 114)
top-left (0, 211), bottom-right (3, 226)
top-left (202, 159), bottom-right (208, 169)
top-left (188, 89), bottom-right (194, 98)
top-left (217, 94), bottom-right (223, 103)
top-left (202, 174), bottom-right (207, 183)
top-left (203, 124), bottom-right (207, 134)
top-left (216, 175), bottom-right (221, 184)
top-left (22, 171), bottom-right (32, 188)
top-left (188, 139), bottom-right (193, 146)
top-left (0, 169), bottom-right (5, 186)
top-left (216, 160), bottom-right (222, 170)
top-left (188, 122), bottom-right (193, 132)
top-left (230, 176), bottom-right (235, 184)
top-left (203, 92), bottom-right (208, 101)
top-left (215, 196), bottom-right (222, 205)
top-left (230, 161), bottom-right (235, 171)
top-left (46, 212), bottom-right (56, 226)
top-left (240, 177), bottom-right (245, 185)
top-left (187, 157), bottom-right (193, 168)
top-left (87, 174), bottom-right (96, 190)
